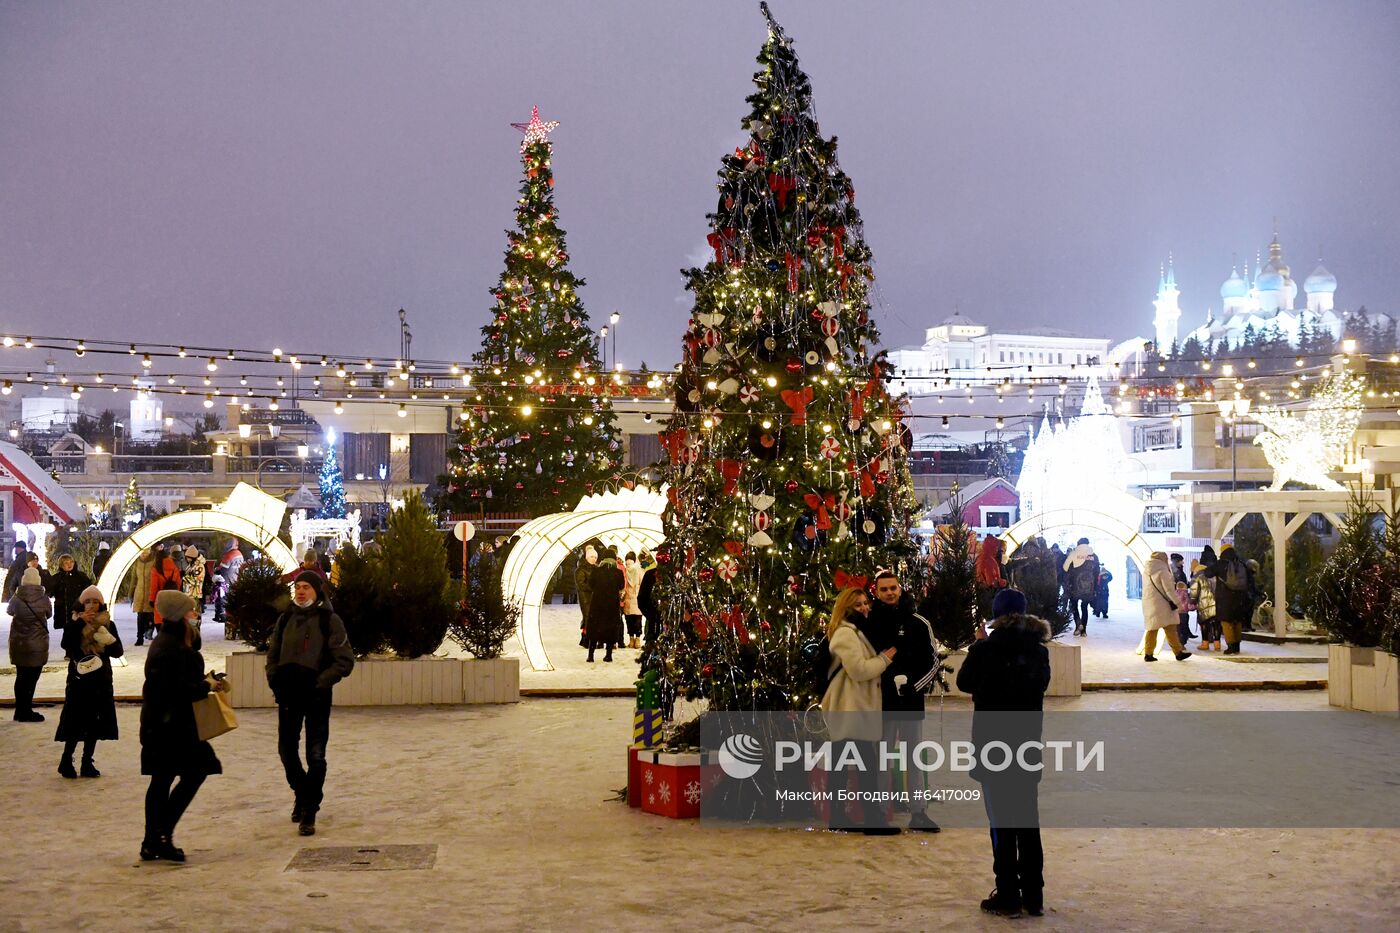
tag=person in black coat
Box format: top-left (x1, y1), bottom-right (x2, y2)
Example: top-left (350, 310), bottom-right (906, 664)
top-left (91, 541), bottom-right (112, 582)
top-left (48, 554), bottom-right (92, 631)
top-left (140, 589), bottom-right (224, 862)
top-left (266, 571), bottom-right (355, 837)
top-left (55, 585), bottom-right (123, 778)
top-left (872, 570), bottom-right (942, 833)
top-left (1202, 544), bottom-right (1254, 654)
top-left (956, 588), bottom-right (1051, 919)
top-left (584, 548), bottom-right (625, 662)
top-left (6, 552), bottom-right (51, 602)
top-left (637, 549), bottom-right (661, 649)
top-left (3, 541), bottom-right (30, 600)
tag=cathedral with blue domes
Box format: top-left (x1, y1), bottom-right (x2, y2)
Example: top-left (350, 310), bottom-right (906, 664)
top-left (1151, 231), bottom-right (1387, 354)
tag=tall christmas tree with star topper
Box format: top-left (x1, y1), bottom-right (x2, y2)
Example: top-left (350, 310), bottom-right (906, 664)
top-left (441, 106), bottom-right (619, 517)
top-left (315, 428), bottom-right (347, 520)
top-left (650, 5), bottom-right (922, 714)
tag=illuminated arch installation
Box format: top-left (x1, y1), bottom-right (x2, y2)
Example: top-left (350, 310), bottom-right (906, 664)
top-left (998, 504), bottom-right (1154, 575)
top-left (501, 486), bottom-right (667, 672)
top-left (96, 482), bottom-right (300, 606)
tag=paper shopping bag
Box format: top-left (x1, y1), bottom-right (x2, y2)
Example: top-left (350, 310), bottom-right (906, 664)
top-left (193, 690), bottom-right (238, 742)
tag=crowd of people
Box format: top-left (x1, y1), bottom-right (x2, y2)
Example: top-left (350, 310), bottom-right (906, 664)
top-left (983, 532), bottom-right (1264, 658)
top-left (3, 537), bottom-right (354, 861)
top-left (574, 543), bottom-right (659, 662)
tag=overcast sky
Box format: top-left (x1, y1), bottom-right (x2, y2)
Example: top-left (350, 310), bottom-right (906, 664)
top-left (2, 0), bottom-right (1397, 372)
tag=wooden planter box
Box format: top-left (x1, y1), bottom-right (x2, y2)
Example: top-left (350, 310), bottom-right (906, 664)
top-left (224, 652), bottom-right (469, 708)
top-left (1328, 644), bottom-right (1400, 714)
top-left (225, 651), bottom-right (277, 709)
top-left (335, 656), bottom-right (466, 706)
top-left (941, 640), bottom-right (1081, 698)
top-left (463, 657), bottom-right (520, 704)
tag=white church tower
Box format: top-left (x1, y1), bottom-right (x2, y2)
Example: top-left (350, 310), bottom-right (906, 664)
top-left (1152, 256), bottom-right (1181, 353)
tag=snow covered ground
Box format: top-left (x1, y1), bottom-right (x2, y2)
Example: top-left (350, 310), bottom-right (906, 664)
top-left (1, 600), bottom-right (1329, 700)
top-left (1, 691), bottom-right (1396, 932)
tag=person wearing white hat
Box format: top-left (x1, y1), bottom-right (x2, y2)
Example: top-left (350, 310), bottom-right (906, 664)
top-left (7, 567), bottom-right (52, 721)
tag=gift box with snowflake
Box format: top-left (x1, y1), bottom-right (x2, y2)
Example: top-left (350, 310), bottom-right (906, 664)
top-left (632, 749), bottom-right (709, 819)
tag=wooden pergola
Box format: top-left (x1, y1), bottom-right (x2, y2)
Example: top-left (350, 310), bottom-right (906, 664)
top-left (1176, 489), bottom-right (1375, 635)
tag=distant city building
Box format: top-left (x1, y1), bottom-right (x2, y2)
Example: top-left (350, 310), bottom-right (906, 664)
top-left (1155, 231), bottom-right (1391, 352)
top-left (128, 387), bottom-right (164, 440)
top-left (887, 311), bottom-right (1111, 395)
top-left (20, 395), bottom-right (80, 430)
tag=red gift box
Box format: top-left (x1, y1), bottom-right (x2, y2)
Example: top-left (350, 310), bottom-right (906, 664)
top-left (634, 749), bottom-right (706, 819)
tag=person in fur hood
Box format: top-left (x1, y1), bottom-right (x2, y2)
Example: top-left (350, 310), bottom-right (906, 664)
top-left (55, 585), bottom-right (123, 778)
top-left (956, 588), bottom-right (1051, 919)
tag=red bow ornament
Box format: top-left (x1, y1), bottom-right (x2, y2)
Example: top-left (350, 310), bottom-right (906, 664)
top-left (707, 229), bottom-right (737, 265)
top-left (659, 429), bottom-right (689, 464)
top-left (716, 459), bottom-right (744, 496)
top-left (767, 173), bottom-right (797, 210)
top-left (780, 386), bottom-right (813, 425)
top-left (803, 492), bottom-right (836, 531)
top-left (831, 225), bottom-right (845, 259)
top-left (834, 569), bottom-right (868, 591)
top-left (720, 605), bottom-right (750, 645)
top-left (838, 261), bottom-right (855, 293)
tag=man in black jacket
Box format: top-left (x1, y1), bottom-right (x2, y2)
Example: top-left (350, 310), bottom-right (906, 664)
top-left (869, 570), bottom-right (942, 833)
top-left (956, 588), bottom-right (1051, 919)
top-left (266, 571), bottom-right (355, 837)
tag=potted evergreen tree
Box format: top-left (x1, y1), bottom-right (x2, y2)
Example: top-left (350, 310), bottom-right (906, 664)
top-left (331, 542), bottom-right (387, 657)
top-left (223, 557), bottom-right (291, 707)
top-left (1304, 493), bottom-right (1400, 712)
top-left (319, 491), bottom-right (464, 706)
top-left (447, 551), bottom-right (522, 703)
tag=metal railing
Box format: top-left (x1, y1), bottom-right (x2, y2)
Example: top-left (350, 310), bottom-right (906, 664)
top-left (31, 453), bottom-right (87, 474)
top-left (111, 454), bottom-right (215, 473)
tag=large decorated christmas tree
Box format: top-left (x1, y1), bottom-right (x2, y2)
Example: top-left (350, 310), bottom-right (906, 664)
top-left (440, 106), bottom-right (619, 516)
top-left (652, 5), bottom-right (922, 714)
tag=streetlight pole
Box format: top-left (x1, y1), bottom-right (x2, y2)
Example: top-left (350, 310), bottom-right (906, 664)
top-left (599, 326), bottom-right (609, 370)
top-left (610, 311), bottom-right (620, 372)
top-left (1218, 398), bottom-right (1252, 492)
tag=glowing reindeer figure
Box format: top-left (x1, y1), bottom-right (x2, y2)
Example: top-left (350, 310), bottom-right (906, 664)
top-left (1250, 371), bottom-right (1365, 491)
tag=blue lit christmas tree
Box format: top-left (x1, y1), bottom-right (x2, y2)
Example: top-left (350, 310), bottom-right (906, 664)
top-left (316, 428), bottom-right (347, 519)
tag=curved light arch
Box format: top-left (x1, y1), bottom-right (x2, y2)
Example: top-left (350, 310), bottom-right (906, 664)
top-left (999, 506), bottom-right (1154, 574)
top-left (96, 483), bottom-right (300, 608)
top-left (501, 486), bottom-right (667, 672)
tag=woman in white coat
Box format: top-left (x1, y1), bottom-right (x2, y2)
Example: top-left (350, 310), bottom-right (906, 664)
top-left (1141, 552), bottom-right (1192, 662)
top-left (821, 587), bottom-right (899, 835)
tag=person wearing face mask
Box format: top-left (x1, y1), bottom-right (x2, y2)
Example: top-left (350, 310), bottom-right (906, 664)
top-left (266, 571), bottom-right (355, 837)
top-left (821, 586), bottom-right (899, 834)
top-left (140, 589), bottom-right (226, 862)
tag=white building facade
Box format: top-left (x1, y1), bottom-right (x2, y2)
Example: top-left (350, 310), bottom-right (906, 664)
top-left (888, 312), bottom-right (1111, 394)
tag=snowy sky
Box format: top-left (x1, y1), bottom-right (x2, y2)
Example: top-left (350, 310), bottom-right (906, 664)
top-left (2, 0), bottom-right (1398, 371)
